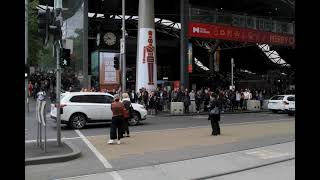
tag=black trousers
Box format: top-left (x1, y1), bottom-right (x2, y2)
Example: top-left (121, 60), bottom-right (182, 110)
top-left (110, 116), bottom-right (124, 140)
top-left (210, 117), bottom-right (221, 135)
top-left (122, 118), bottom-right (130, 135)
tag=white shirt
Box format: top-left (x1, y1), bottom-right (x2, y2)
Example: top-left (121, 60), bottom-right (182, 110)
top-left (236, 93), bottom-right (241, 101)
top-left (37, 91), bottom-right (46, 101)
top-left (189, 92), bottom-right (195, 101)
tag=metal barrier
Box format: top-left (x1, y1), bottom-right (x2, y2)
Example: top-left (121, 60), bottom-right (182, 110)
top-left (36, 99), bottom-right (47, 152)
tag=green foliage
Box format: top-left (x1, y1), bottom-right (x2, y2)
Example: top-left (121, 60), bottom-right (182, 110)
top-left (28, 0), bottom-right (54, 70)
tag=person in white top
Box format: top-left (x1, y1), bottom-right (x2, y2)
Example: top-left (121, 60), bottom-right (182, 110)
top-left (236, 91), bottom-right (241, 110)
top-left (243, 89), bottom-right (249, 110)
top-left (189, 90), bottom-right (195, 101)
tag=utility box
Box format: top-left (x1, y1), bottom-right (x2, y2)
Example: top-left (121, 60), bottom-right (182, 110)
top-left (170, 102), bottom-right (184, 115)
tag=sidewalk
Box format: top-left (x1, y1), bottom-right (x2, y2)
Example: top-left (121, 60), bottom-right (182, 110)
top-left (87, 120), bottom-right (294, 163)
top-left (25, 140), bottom-right (81, 165)
top-left (56, 141), bottom-right (294, 180)
top-left (25, 98), bottom-right (81, 165)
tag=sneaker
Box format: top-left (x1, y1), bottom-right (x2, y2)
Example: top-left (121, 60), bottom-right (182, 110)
top-left (108, 140), bottom-right (114, 144)
top-left (117, 140), bottom-right (121, 145)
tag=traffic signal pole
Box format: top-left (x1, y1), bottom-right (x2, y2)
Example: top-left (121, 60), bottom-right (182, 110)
top-left (121, 0), bottom-right (126, 93)
top-left (54, 0), bottom-right (62, 147)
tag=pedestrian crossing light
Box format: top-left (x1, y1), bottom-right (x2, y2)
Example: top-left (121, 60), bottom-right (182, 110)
top-left (60, 48), bottom-right (71, 68)
top-left (114, 56), bottom-right (119, 70)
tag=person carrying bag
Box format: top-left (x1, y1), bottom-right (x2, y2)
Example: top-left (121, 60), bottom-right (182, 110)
top-left (121, 93), bottom-right (132, 137)
top-left (108, 94), bottom-right (125, 145)
top-left (208, 93), bottom-right (221, 136)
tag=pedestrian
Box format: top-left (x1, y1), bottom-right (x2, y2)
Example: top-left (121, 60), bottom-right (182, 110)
top-left (195, 90), bottom-right (202, 113)
top-left (189, 90), bottom-right (195, 113)
top-left (28, 81), bottom-right (33, 97)
top-left (240, 91), bottom-right (245, 110)
top-left (108, 94), bottom-right (125, 145)
top-left (208, 94), bottom-right (221, 136)
top-left (183, 91), bottom-right (191, 113)
top-left (148, 91), bottom-right (157, 115)
top-left (121, 93), bottom-right (132, 137)
top-left (235, 90), bottom-right (241, 110)
top-left (129, 89), bottom-right (138, 103)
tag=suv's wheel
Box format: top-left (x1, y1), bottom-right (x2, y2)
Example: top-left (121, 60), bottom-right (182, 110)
top-left (272, 110), bottom-right (278, 113)
top-left (69, 113), bottom-right (87, 129)
top-left (129, 111), bottom-right (141, 126)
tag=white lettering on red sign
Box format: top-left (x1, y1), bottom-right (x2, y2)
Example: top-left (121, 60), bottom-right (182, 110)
top-left (192, 27), bottom-right (210, 34)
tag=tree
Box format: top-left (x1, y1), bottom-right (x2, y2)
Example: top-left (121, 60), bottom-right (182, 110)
top-left (28, 0), bottom-right (55, 70)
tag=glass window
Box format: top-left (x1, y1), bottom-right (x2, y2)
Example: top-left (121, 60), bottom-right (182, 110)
top-left (105, 95), bottom-right (114, 103)
top-left (70, 95), bottom-right (90, 103)
top-left (270, 96), bottom-right (284, 100)
top-left (287, 96), bottom-right (295, 101)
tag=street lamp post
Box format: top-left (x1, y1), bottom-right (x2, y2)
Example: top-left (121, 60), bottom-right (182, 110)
top-left (121, 0), bottom-right (126, 93)
top-left (231, 58), bottom-right (234, 89)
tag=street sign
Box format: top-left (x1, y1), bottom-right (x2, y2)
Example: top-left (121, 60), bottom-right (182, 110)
top-left (120, 38), bottom-right (124, 54)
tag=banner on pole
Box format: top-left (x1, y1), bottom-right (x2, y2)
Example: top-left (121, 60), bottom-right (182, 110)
top-left (188, 43), bottom-right (193, 73)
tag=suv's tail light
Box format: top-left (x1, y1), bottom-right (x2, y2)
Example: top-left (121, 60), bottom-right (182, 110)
top-left (282, 101), bottom-right (289, 105)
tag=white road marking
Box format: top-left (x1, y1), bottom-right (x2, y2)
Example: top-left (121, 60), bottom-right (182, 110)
top-left (74, 130), bottom-right (113, 169)
top-left (246, 149), bottom-right (291, 159)
top-left (109, 171), bottom-right (124, 180)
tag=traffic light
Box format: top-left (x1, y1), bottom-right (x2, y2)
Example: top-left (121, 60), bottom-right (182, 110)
top-left (114, 56), bottom-right (119, 70)
top-left (37, 9), bottom-right (51, 45)
top-left (60, 48), bottom-right (71, 67)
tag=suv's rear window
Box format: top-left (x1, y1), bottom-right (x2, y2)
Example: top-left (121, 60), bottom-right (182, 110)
top-left (270, 96), bottom-right (284, 100)
top-left (287, 96), bottom-right (295, 101)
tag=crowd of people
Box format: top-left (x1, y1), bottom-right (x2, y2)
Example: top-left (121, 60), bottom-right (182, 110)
top-left (27, 71), bottom-right (294, 114)
top-left (27, 72), bottom-right (55, 100)
top-left (114, 87), bottom-right (294, 114)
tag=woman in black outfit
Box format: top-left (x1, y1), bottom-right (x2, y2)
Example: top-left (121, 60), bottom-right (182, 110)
top-left (208, 94), bottom-right (221, 136)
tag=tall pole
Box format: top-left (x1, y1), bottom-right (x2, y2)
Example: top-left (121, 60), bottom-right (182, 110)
top-left (231, 58), bottom-right (234, 88)
top-left (121, 0), bottom-right (126, 93)
top-left (25, 0), bottom-right (28, 112)
top-left (180, 0), bottom-right (185, 90)
top-left (55, 0), bottom-right (62, 146)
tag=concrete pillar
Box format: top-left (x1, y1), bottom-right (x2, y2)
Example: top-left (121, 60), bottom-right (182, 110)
top-left (180, 0), bottom-right (189, 90)
top-left (136, 0), bottom-right (157, 92)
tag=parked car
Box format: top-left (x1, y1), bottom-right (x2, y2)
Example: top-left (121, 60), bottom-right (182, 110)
top-left (284, 96), bottom-right (295, 116)
top-left (267, 95), bottom-right (295, 114)
top-left (50, 92), bottom-right (147, 129)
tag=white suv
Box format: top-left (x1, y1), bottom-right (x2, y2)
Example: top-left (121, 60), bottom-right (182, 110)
top-left (268, 94), bottom-right (295, 114)
top-left (50, 92), bottom-right (147, 129)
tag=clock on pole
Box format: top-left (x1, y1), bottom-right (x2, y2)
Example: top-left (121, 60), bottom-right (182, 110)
top-left (103, 32), bottom-right (116, 46)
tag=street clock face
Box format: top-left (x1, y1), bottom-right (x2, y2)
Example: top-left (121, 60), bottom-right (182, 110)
top-left (103, 32), bottom-right (116, 46)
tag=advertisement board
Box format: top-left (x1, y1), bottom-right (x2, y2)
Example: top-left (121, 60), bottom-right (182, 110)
top-left (99, 52), bottom-right (120, 85)
top-left (189, 22), bottom-right (295, 47)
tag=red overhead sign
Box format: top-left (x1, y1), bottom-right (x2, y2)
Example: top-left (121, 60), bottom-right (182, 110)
top-left (188, 22), bottom-right (295, 47)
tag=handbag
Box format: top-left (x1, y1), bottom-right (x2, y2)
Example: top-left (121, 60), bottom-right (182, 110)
top-left (209, 106), bottom-right (219, 115)
top-left (122, 107), bottom-right (130, 119)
